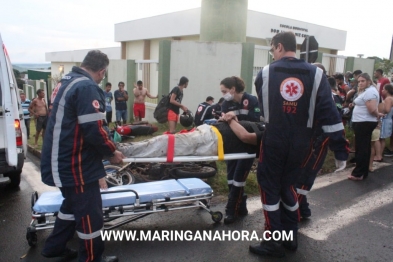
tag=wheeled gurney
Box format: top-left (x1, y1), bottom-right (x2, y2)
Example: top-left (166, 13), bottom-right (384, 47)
top-left (26, 178), bottom-right (223, 247)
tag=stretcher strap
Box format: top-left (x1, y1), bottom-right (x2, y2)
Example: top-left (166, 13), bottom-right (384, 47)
top-left (210, 126), bottom-right (224, 160)
top-left (167, 134), bottom-right (175, 162)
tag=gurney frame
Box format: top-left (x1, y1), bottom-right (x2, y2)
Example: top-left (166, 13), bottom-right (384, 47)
top-left (26, 188), bottom-right (223, 247)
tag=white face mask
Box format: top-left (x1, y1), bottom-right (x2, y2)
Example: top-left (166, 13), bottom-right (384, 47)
top-left (223, 92), bottom-right (234, 101)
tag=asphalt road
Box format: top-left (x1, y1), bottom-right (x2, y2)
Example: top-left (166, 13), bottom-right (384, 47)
top-left (0, 153), bottom-right (392, 262)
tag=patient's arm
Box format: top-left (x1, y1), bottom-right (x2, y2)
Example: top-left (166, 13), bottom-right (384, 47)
top-left (228, 120), bottom-right (257, 145)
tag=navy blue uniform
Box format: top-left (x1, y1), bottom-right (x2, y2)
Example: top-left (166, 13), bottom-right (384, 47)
top-left (41, 66), bottom-right (116, 261)
top-left (254, 57), bottom-right (346, 234)
top-left (296, 124), bottom-right (349, 217)
top-left (211, 103), bottom-right (222, 119)
top-left (194, 102), bottom-right (214, 126)
top-left (221, 92), bottom-right (261, 221)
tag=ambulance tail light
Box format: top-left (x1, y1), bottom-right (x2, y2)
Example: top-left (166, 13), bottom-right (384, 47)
top-left (14, 119), bottom-right (23, 146)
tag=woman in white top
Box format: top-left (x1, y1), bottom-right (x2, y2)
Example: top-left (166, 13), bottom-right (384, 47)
top-left (348, 73), bottom-right (384, 181)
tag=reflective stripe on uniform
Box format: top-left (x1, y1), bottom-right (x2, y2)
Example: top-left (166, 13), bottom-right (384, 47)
top-left (233, 181), bottom-right (246, 187)
top-left (78, 112), bottom-right (106, 124)
top-left (199, 105), bottom-right (212, 122)
top-left (239, 109), bottom-right (249, 115)
top-left (307, 67), bottom-right (323, 128)
top-left (261, 65), bottom-right (270, 123)
top-left (58, 211), bottom-right (75, 221)
top-left (51, 77), bottom-right (89, 187)
top-left (281, 200), bottom-right (299, 211)
top-left (322, 122), bottom-right (344, 133)
top-left (262, 201), bottom-right (280, 211)
top-left (296, 188), bottom-right (309, 196)
top-left (77, 228), bottom-right (103, 240)
top-left (227, 180), bottom-right (234, 185)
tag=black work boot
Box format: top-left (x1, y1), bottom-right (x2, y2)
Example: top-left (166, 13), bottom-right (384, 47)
top-left (224, 186), bottom-right (242, 224)
top-left (299, 196), bottom-right (311, 219)
top-left (249, 240), bottom-right (285, 258)
top-left (282, 231), bottom-right (298, 251)
top-left (41, 247), bottom-right (78, 260)
top-left (238, 194), bottom-right (248, 216)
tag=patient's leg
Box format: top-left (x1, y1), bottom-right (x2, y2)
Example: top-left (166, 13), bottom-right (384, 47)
top-left (117, 125), bottom-right (218, 158)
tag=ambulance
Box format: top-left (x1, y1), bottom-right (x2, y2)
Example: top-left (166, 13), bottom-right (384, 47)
top-left (0, 33), bottom-right (27, 188)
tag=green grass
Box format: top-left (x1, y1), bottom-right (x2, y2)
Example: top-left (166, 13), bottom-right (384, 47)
top-left (28, 120), bottom-right (44, 150)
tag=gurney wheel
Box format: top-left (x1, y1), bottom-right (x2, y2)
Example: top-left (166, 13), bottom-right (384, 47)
top-left (31, 191), bottom-right (38, 209)
top-left (26, 230), bottom-right (37, 247)
top-left (211, 211), bottom-right (223, 223)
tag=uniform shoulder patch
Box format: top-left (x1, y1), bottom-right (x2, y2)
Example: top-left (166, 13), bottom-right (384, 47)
top-left (280, 77), bottom-right (304, 102)
top-left (92, 100), bottom-right (100, 109)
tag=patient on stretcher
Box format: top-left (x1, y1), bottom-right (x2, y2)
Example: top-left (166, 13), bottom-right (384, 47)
top-left (117, 119), bottom-right (264, 158)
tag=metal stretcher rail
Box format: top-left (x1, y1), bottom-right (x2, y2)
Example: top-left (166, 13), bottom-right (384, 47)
top-left (123, 153), bottom-right (256, 163)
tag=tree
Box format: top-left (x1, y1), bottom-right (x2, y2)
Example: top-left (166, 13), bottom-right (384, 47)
top-left (375, 58), bottom-right (393, 76)
top-left (16, 78), bottom-right (25, 89)
top-left (13, 68), bottom-right (21, 78)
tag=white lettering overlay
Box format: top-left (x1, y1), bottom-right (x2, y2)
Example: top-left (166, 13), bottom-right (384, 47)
top-left (101, 230), bottom-right (293, 242)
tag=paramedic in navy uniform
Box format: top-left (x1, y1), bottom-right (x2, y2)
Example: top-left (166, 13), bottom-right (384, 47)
top-left (250, 31), bottom-right (346, 258)
top-left (40, 50), bottom-right (124, 262)
top-left (220, 76), bottom-right (261, 224)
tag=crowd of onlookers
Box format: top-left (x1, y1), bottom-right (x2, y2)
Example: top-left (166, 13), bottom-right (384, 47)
top-left (326, 68), bottom-right (393, 180)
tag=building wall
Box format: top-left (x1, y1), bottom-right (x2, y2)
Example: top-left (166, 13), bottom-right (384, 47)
top-left (115, 8), bottom-right (346, 52)
top-left (50, 62), bottom-right (79, 81)
top-left (126, 40), bottom-right (145, 60)
top-left (353, 57), bottom-right (375, 76)
top-left (46, 47), bottom-right (120, 62)
top-left (246, 10), bottom-right (346, 51)
top-left (168, 41), bottom-right (243, 114)
top-left (107, 60), bottom-right (128, 123)
top-left (115, 9), bottom-right (201, 42)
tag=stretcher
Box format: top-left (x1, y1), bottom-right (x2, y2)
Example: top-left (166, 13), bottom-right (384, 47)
top-left (123, 153), bottom-right (256, 163)
top-left (26, 178), bottom-right (223, 247)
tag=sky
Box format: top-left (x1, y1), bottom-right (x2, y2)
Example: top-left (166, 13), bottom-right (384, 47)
top-left (1, 0), bottom-right (392, 63)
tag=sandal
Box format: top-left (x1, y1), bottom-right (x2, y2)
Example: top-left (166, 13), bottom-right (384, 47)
top-left (348, 175), bottom-right (363, 181)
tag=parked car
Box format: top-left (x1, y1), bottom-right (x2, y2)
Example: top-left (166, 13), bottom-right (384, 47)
top-left (0, 33), bottom-right (27, 188)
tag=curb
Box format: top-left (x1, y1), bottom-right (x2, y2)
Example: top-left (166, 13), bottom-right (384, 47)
top-left (27, 144), bottom-right (42, 159)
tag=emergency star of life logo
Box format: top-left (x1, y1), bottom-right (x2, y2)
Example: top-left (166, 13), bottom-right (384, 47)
top-left (280, 78), bottom-right (304, 102)
top-left (92, 100), bottom-right (100, 109)
top-left (197, 105), bottom-right (203, 112)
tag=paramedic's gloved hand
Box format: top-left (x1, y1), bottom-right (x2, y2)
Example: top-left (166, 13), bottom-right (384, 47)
top-left (334, 159), bottom-right (346, 172)
top-left (110, 150), bottom-right (125, 165)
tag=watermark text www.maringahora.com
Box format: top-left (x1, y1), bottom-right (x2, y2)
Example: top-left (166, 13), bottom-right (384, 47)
top-left (101, 230), bottom-right (293, 242)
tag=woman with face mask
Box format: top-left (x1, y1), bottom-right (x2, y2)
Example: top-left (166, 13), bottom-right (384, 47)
top-left (219, 76), bottom-right (261, 224)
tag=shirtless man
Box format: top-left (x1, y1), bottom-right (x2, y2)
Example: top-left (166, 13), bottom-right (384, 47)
top-left (29, 89), bottom-right (48, 147)
top-left (133, 80), bottom-right (157, 122)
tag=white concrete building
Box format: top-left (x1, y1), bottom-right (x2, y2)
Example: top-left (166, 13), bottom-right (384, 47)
top-left (45, 6), bottom-right (357, 123)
